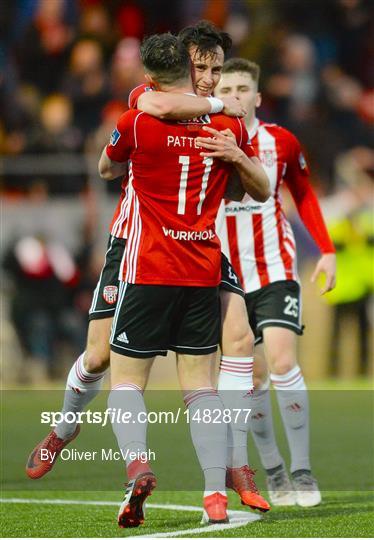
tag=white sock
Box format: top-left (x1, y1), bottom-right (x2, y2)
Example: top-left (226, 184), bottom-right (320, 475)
top-left (185, 388), bottom-right (227, 494)
top-left (218, 356), bottom-right (254, 468)
top-left (54, 352), bottom-right (106, 439)
top-left (108, 383), bottom-right (147, 468)
top-left (249, 378), bottom-right (284, 470)
top-left (204, 490), bottom-right (227, 498)
top-left (271, 365), bottom-right (311, 473)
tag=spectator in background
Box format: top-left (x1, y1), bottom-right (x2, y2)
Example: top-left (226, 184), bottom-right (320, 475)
top-left (320, 65), bottom-right (370, 152)
top-left (24, 93), bottom-right (86, 195)
top-left (85, 99), bottom-right (127, 194)
top-left (110, 37), bottom-right (144, 99)
top-left (15, 0), bottom-right (76, 95)
top-left (322, 146), bottom-right (373, 375)
top-left (63, 38), bottom-right (110, 135)
top-left (2, 234), bottom-right (83, 380)
top-left (78, 4), bottom-right (117, 63)
top-left (264, 33), bottom-right (319, 128)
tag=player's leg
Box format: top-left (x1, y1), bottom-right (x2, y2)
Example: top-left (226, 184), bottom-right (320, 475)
top-left (55, 236), bottom-right (125, 437)
top-left (172, 286), bottom-right (228, 524)
top-left (218, 259), bottom-right (270, 511)
top-left (251, 343), bottom-right (296, 505)
top-left (109, 282), bottom-right (175, 528)
top-left (177, 351), bottom-right (229, 524)
top-left (219, 290), bottom-right (254, 460)
top-left (25, 236), bottom-right (124, 479)
top-left (260, 280), bottom-right (321, 506)
top-left (109, 350), bottom-right (156, 528)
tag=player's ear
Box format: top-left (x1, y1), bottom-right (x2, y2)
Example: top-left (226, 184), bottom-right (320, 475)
top-left (256, 92), bottom-right (262, 109)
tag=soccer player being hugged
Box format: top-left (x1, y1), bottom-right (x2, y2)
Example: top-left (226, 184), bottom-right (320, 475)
top-left (99, 35), bottom-right (269, 527)
top-left (204, 58), bottom-right (336, 507)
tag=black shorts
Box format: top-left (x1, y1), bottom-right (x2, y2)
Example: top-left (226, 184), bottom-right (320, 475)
top-left (245, 280), bottom-right (304, 345)
top-left (220, 253), bottom-right (244, 297)
top-left (111, 283), bottom-right (220, 358)
top-left (88, 235), bottom-right (126, 321)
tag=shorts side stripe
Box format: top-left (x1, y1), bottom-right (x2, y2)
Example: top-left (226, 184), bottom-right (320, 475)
top-left (110, 281), bottom-right (127, 344)
top-left (169, 343), bottom-right (219, 350)
top-left (220, 280), bottom-right (244, 293)
top-left (111, 343), bottom-right (167, 354)
top-left (257, 318), bottom-right (302, 330)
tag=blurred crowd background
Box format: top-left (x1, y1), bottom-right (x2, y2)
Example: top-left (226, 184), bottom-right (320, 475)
top-left (1, 0), bottom-right (373, 383)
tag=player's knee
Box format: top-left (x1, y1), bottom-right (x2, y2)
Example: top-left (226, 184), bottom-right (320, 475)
top-left (83, 349), bottom-right (110, 374)
top-left (223, 326), bottom-right (254, 357)
top-left (269, 354), bottom-right (295, 376)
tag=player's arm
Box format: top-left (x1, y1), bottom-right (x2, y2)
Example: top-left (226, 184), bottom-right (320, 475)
top-left (196, 125), bottom-right (270, 202)
top-left (98, 113), bottom-right (135, 180)
top-left (284, 135), bottom-right (336, 294)
top-left (137, 92), bottom-right (246, 119)
top-left (99, 150), bottom-right (127, 180)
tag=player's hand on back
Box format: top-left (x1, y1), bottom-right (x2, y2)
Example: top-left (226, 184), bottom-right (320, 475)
top-left (196, 126), bottom-right (243, 163)
top-left (311, 253), bottom-right (337, 295)
top-left (221, 97), bottom-right (247, 117)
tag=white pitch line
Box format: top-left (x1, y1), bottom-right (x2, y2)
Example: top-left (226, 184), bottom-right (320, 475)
top-left (0, 497), bottom-right (261, 537)
top-left (139, 515), bottom-right (260, 538)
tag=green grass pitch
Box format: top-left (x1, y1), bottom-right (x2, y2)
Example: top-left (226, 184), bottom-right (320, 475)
top-left (1, 490), bottom-right (373, 537)
top-left (1, 382), bottom-right (373, 537)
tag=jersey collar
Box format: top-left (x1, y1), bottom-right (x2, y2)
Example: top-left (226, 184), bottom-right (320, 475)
top-left (247, 117), bottom-right (260, 140)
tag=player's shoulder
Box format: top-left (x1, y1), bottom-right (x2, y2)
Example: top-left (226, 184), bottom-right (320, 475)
top-left (117, 108), bottom-right (146, 128)
top-left (128, 83), bottom-right (154, 109)
top-left (210, 114), bottom-right (244, 137)
top-left (211, 113), bottom-right (242, 128)
top-left (259, 121), bottom-right (300, 145)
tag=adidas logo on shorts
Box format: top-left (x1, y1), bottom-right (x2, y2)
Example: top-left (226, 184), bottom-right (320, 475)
top-left (117, 332), bottom-right (129, 344)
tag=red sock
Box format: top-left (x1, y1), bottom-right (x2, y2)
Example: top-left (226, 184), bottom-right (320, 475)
top-left (127, 459), bottom-right (151, 480)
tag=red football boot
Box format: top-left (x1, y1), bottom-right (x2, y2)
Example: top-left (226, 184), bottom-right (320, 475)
top-left (201, 492), bottom-right (229, 524)
top-left (117, 461), bottom-right (157, 528)
top-left (26, 426), bottom-right (80, 479)
top-left (226, 465), bottom-right (271, 512)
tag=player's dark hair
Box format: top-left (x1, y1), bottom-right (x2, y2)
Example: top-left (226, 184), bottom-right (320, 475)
top-left (222, 58), bottom-right (261, 85)
top-left (179, 20), bottom-right (232, 58)
top-left (140, 33), bottom-right (190, 86)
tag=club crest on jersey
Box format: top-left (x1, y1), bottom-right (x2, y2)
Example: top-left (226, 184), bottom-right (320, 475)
top-left (299, 152), bottom-right (307, 170)
top-left (177, 114), bottom-right (211, 125)
top-left (103, 285), bottom-right (118, 304)
top-left (109, 128), bottom-right (121, 146)
top-left (259, 149), bottom-right (276, 167)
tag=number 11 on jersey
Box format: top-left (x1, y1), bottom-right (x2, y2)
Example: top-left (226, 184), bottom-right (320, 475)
top-left (177, 155), bottom-right (213, 215)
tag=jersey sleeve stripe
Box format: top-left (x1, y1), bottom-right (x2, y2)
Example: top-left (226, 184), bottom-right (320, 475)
top-left (274, 196), bottom-right (294, 280)
top-left (236, 118), bottom-right (243, 147)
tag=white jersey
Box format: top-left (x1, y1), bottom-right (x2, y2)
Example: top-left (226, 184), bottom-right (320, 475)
top-left (216, 119), bottom-right (306, 293)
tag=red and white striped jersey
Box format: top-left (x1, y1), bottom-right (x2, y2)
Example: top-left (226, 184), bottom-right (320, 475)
top-left (109, 180), bottom-right (129, 239)
top-left (108, 84), bottom-right (154, 239)
top-left (106, 108), bottom-right (254, 286)
top-left (216, 119), bottom-right (335, 293)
